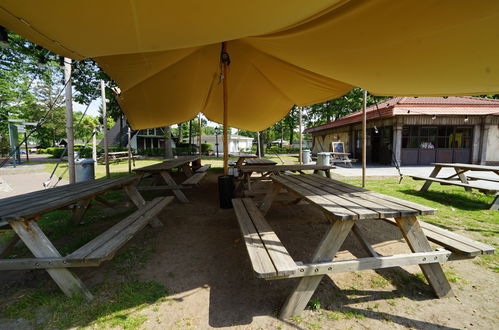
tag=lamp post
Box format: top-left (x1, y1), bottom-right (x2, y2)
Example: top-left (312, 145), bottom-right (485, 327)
top-left (214, 126), bottom-right (221, 157)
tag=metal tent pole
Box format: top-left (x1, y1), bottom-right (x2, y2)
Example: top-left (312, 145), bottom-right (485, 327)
top-left (222, 42), bottom-right (230, 175)
top-left (299, 107), bottom-right (303, 164)
top-left (362, 89), bottom-right (367, 187)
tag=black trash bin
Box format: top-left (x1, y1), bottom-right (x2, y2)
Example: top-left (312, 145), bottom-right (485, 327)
top-left (218, 175), bottom-right (235, 209)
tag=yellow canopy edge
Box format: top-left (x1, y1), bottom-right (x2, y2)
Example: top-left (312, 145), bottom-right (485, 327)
top-left (1, 0), bottom-right (498, 130)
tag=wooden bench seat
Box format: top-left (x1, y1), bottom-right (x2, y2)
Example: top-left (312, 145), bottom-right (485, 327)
top-left (67, 196), bottom-right (173, 262)
top-left (382, 218), bottom-right (495, 259)
top-left (466, 175), bottom-right (499, 184)
top-left (0, 196), bottom-right (173, 271)
top-left (411, 175), bottom-right (498, 194)
top-left (232, 198), bottom-right (297, 278)
top-left (182, 172), bottom-right (207, 185)
top-left (195, 164), bottom-right (211, 173)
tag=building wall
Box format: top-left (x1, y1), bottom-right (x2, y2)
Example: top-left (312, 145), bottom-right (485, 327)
top-left (312, 130), bottom-right (350, 153)
top-left (486, 124), bottom-right (499, 164)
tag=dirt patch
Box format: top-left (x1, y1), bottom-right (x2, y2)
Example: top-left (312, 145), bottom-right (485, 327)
top-left (0, 170), bottom-right (498, 329)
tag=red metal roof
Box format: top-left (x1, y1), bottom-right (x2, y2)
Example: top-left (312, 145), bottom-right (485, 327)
top-left (304, 96), bottom-right (499, 133)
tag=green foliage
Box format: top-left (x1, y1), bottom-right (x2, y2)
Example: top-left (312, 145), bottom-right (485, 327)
top-left (308, 297), bottom-right (321, 310)
top-left (201, 143), bottom-right (212, 153)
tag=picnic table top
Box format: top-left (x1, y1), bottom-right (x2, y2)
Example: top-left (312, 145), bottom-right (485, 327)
top-left (0, 176), bottom-right (139, 222)
top-left (229, 153), bottom-right (257, 158)
top-left (432, 163), bottom-right (499, 171)
top-left (330, 152), bottom-right (351, 156)
top-left (133, 156), bottom-right (200, 173)
top-left (271, 174), bottom-right (435, 221)
top-left (240, 164), bottom-right (334, 172)
top-left (108, 151), bottom-right (129, 155)
top-left (244, 158), bottom-right (278, 165)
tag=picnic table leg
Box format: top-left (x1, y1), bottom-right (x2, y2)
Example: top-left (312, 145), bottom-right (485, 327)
top-left (395, 216), bottom-right (453, 298)
top-left (181, 163), bottom-right (193, 178)
top-left (124, 185), bottom-right (164, 228)
top-left (71, 198), bottom-right (92, 225)
top-left (455, 168), bottom-right (472, 192)
top-left (490, 194), bottom-right (499, 211)
top-left (159, 171), bottom-right (190, 203)
top-left (9, 220), bottom-right (93, 300)
top-left (259, 182), bottom-right (282, 215)
top-left (421, 165), bottom-right (442, 192)
top-left (279, 217), bottom-right (355, 319)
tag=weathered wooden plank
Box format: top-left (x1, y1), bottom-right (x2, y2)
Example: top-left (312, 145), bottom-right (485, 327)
top-left (382, 218), bottom-right (494, 256)
top-left (279, 219), bottom-right (355, 319)
top-left (70, 199), bottom-right (92, 225)
top-left (68, 197), bottom-right (172, 260)
top-left (239, 165), bottom-right (333, 173)
top-left (245, 158), bottom-right (278, 165)
top-left (242, 198), bottom-right (296, 276)
top-left (0, 257), bottom-right (100, 270)
top-left (195, 164), bottom-right (211, 173)
top-left (282, 250), bottom-right (451, 278)
top-left (9, 220), bottom-right (93, 300)
top-left (182, 172), bottom-right (207, 185)
top-left (271, 176), bottom-right (358, 220)
top-left (259, 182), bottom-right (282, 215)
top-left (291, 175), bottom-right (388, 219)
top-left (309, 174), bottom-right (435, 215)
top-left (1, 176), bottom-right (139, 221)
top-left (395, 216), bottom-right (453, 298)
top-left (232, 199), bottom-right (277, 278)
top-left (159, 171), bottom-right (189, 203)
top-left (412, 175), bottom-right (498, 194)
top-left (137, 185), bottom-right (191, 191)
top-left (85, 197), bottom-right (172, 260)
top-left (304, 174), bottom-right (421, 217)
top-left (133, 156), bottom-right (200, 173)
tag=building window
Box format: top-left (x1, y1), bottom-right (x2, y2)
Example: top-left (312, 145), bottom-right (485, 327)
top-left (402, 125), bottom-right (472, 148)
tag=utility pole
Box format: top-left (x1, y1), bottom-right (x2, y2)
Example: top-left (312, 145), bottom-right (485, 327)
top-left (164, 126), bottom-right (173, 159)
top-left (100, 80), bottom-right (110, 179)
top-left (64, 57), bottom-right (75, 184)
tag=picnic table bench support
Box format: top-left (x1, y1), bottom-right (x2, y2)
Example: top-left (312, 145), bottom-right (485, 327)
top-left (421, 165), bottom-right (442, 192)
top-left (9, 220), bottom-right (93, 300)
top-left (71, 198), bottom-right (92, 225)
top-left (159, 172), bottom-right (189, 203)
top-left (124, 185), bottom-right (164, 228)
top-left (395, 216), bottom-right (453, 298)
top-left (279, 216), bottom-right (355, 319)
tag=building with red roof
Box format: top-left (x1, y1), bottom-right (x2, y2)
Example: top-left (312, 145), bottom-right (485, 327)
top-left (303, 96), bottom-right (499, 165)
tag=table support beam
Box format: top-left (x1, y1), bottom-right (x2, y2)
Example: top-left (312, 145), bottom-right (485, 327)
top-left (124, 185), bottom-right (164, 228)
top-left (395, 216), bottom-right (453, 298)
top-left (421, 165), bottom-right (442, 192)
top-left (9, 220), bottom-right (93, 300)
top-left (279, 218), bottom-right (355, 319)
top-left (159, 171), bottom-right (189, 203)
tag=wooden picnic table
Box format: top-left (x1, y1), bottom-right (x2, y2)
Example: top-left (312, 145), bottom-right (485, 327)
top-left (239, 164), bottom-right (335, 191)
top-left (0, 176), bottom-right (172, 299)
top-left (133, 156), bottom-right (205, 203)
top-left (232, 173), bottom-right (493, 319)
top-left (244, 158), bottom-right (277, 166)
top-left (229, 153), bottom-right (257, 168)
top-left (411, 163), bottom-right (499, 210)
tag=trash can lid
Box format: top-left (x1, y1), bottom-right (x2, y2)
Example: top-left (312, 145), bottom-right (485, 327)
top-left (75, 158), bottom-right (96, 164)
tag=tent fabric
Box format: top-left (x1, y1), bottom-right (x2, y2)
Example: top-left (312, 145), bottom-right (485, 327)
top-left (1, 0), bottom-right (498, 130)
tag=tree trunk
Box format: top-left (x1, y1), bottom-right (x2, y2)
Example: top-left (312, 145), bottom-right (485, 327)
top-left (164, 126), bottom-right (173, 159)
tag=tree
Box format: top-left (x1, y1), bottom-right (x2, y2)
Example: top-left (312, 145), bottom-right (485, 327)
top-left (304, 88), bottom-right (387, 128)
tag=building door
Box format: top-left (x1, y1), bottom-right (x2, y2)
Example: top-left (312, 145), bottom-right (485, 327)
top-left (370, 126), bottom-right (393, 164)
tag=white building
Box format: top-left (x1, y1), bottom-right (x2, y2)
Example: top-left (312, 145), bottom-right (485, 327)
top-left (193, 134), bottom-right (253, 154)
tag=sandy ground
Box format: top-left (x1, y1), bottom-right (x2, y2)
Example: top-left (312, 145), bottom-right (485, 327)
top-left (0, 170), bottom-right (498, 329)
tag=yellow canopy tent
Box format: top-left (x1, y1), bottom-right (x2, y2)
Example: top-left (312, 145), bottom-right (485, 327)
top-left (1, 0), bottom-right (499, 173)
